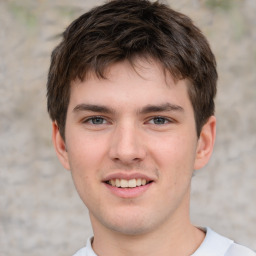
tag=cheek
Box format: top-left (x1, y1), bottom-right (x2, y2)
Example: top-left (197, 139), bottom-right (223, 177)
top-left (65, 134), bottom-right (107, 197)
top-left (150, 135), bottom-right (197, 170)
top-left (148, 134), bottom-right (197, 193)
top-left (67, 132), bottom-right (107, 170)
top-left (67, 142), bottom-right (102, 207)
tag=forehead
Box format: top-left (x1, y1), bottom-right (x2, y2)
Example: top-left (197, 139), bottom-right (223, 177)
top-left (68, 59), bottom-right (191, 111)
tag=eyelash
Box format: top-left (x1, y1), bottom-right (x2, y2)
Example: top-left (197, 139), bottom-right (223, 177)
top-left (82, 116), bottom-right (108, 125)
top-left (82, 115), bottom-right (174, 126)
top-left (147, 116), bottom-right (173, 125)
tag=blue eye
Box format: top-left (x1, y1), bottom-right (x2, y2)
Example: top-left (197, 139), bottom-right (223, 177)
top-left (91, 117), bottom-right (104, 124)
top-left (151, 117), bottom-right (169, 125)
top-left (84, 116), bottom-right (106, 125)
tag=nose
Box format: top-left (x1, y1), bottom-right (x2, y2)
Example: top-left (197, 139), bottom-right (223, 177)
top-left (108, 122), bottom-right (146, 165)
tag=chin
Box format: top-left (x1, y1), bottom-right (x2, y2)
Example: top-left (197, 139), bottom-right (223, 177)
top-left (90, 203), bottom-right (165, 236)
top-left (104, 213), bottom-right (156, 236)
top-left (110, 223), bottom-right (151, 236)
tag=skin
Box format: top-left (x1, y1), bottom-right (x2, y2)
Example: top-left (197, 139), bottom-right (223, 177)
top-left (53, 59), bottom-right (216, 256)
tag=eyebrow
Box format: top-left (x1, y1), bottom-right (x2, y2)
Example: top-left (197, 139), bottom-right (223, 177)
top-left (73, 104), bottom-right (115, 114)
top-left (72, 102), bottom-right (184, 115)
top-left (139, 103), bottom-right (184, 114)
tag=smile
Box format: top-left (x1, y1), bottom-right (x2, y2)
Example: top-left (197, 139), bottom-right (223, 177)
top-left (106, 178), bottom-right (151, 188)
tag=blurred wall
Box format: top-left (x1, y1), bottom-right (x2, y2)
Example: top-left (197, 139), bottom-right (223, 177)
top-left (0, 0), bottom-right (255, 255)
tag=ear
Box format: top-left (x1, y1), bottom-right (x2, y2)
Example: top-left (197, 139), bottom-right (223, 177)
top-left (194, 116), bottom-right (216, 170)
top-left (52, 122), bottom-right (70, 170)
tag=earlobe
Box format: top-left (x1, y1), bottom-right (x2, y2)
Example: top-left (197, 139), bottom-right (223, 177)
top-left (194, 116), bottom-right (216, 170)
top-left (52, 122), bottom-right (71, 170)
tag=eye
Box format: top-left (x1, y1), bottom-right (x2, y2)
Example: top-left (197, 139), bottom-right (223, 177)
top-left (84, 116), bottom-right (107, 125)
top-left (148, 116), bottom-right (171, 125)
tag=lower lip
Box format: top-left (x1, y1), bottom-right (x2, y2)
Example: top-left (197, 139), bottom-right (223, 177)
top-left (104, 182), bottom-right (153, 198)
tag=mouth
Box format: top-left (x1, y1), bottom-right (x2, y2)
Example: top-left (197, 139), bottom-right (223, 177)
top-left (105, 178), bottom-right (152, 188)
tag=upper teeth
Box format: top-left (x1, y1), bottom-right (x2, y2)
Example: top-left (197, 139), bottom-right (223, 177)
top-left (108, 178), bottom-right (147, 188)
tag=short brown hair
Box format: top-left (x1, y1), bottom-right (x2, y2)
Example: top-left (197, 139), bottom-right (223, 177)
top-left (47, 0), bottom-right (217, 139)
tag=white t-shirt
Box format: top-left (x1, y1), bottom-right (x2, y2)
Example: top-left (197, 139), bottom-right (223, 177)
top-left (73, 227), bottom-right (255, 256)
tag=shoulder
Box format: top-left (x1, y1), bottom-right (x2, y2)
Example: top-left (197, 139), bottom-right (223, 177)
top-left (192, 227), bottom-right (255, 256)
top-left (73, 247), bottom-right (87, 256)
top-left (72, 237), bottom-right (97, 256)
top-left (225, 242), bottom-right (256, 256)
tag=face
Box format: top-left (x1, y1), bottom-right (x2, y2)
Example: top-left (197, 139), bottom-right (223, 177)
top-left (53, 59), bottom-right (215, 236)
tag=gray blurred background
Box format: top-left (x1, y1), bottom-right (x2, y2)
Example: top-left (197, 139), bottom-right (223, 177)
top-left (0, 0), bottom-right (255, 255)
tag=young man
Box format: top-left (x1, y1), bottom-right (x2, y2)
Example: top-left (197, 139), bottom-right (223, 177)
top-left (47, 0), bottom-right (255, 255)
